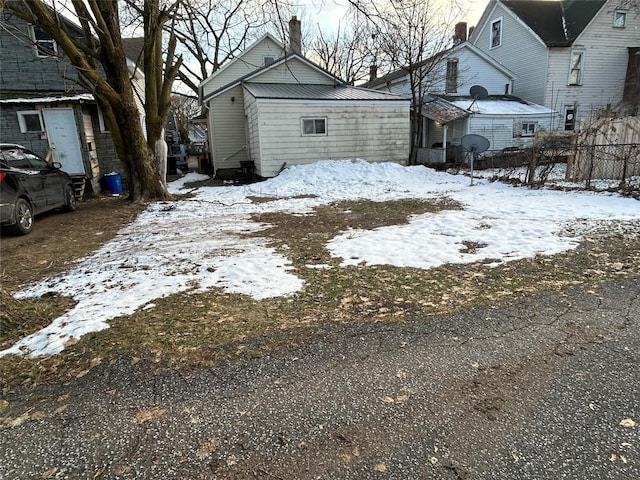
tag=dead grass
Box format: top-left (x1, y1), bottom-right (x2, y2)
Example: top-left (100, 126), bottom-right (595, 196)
top-left (1, 195), bottom-right (639, 390)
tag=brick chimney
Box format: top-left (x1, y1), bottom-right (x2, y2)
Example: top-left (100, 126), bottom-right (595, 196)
top-left (369, 65), bottom-right (378, 82)
top-left (289, 16), bottom-right (302, 54)
top-left (454, 22), bottom-right (467, 44)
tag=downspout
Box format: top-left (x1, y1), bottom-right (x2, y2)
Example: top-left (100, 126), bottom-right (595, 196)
top-left (442, 123), bottom-right (448, 163)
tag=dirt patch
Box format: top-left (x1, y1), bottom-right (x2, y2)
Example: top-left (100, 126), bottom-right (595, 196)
top-left (0, 195), bottom-right (145, 292)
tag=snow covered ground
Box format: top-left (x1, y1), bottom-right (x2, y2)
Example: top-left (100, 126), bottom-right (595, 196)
top-left (2, 160), bottom-right (639, 358)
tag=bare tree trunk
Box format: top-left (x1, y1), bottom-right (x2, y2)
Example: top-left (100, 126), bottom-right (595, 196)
top-left (5, 0), bottom-right (177, 203)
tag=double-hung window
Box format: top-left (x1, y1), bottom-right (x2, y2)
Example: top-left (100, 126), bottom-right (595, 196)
top-left (302, 118), bottom-right (327, 136)
top-left (445, 59), bottom-right (458, 93)
top-left (568, 50), bottom-right (584, 86)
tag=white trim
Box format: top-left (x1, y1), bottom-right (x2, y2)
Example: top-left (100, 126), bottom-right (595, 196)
top-left (29, 24), bottom-right (58, 58)
top-left (568, 49), bottom-right (585, 86)
top-left (204, 54), bottom-right (341, 102)
top-left (254, 98), bottom-right (410, 107)
top-left (198, 33), bottom-right (284, 88)
top-left (474, 1), bottom-right (547, 48)
top-left (97, 105), bottom-right (109, 133)
top-left (613, 9), bottom-right (627, 28)
top-left (0, 93), bottom-right (94, 104)
top-left (572, 1), bottom-right (609, 43)
top-left (521, 121), bottom-right (537, 137)
top-left (453, 42), bottom-right (517, 79)
top-left (301, 117), bottom-right (327, 136)
top-left (17, 110), bottom-right (44, 133)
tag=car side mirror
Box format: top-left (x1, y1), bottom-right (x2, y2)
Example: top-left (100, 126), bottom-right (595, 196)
top-left (52, 162), bottom-right (62, 169)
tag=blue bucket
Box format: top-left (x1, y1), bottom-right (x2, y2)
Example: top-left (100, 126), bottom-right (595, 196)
top-left (103, 173), bottom-right (123, 194)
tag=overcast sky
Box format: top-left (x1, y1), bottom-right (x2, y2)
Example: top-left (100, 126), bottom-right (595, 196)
top-left (301, 0), bottom-right (490, 35)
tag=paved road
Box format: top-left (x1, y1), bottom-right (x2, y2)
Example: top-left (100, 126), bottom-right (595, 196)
top-left (1, 277), bottom-right (638, 479)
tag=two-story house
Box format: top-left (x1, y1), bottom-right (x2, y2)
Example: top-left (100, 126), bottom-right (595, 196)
top-left (364, 34), bottom-right (556, 160)
top-left (0, 10), bottom-right (145, 194)
top-left (470, 0), bottom-right (640, 130)
top-left (198, 17), bottom-right (410, 178)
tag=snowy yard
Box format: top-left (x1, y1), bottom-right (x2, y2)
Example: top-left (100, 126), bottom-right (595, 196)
top-left (2, 160), bottom-right (639, 358)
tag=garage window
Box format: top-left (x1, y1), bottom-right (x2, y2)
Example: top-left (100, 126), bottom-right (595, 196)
top-left (17, 110), bottom-right (44, 133)
top-left (302, 118), bottom-right (327, 136)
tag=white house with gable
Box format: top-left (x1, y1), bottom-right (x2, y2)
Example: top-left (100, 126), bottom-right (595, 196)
top-left (364, 36), bottom-right (556, 160)
top-left (198, 18), bottom-right (410, 178)
top-left (470, 0), bottom-right (640, 129)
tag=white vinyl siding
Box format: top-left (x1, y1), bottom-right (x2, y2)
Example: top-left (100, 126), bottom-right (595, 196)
top-left (370, 45), bottom-right (514, 97)
top-left (250, 59), bottom-right (336, 85)
top-left (472, 3), bottom-right (549, 104)
top-left (249, 100), bottom-right (409, 177)
top-left (469, 114), bottom-right (553, 150)
top-left (543, 1), bottom-right (639, 126)
top-left (244, 92), bottom-right (261, 165)
top-left (207, 85), bottom-right (249, 169)
top-left (201, 36), bottom-right (284, 99)
top-left (437, 47), bottom-right (513, 95)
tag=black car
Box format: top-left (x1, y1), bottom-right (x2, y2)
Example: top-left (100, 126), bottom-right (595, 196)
top-left (0, 143), bottom-right (76, 235)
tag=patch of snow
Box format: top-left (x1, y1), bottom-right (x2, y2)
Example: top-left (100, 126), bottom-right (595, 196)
top-left (1, 159), bottom-right (639, 358)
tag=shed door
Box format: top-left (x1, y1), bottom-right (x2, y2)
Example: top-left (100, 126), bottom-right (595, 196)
top-left (42, 108), bottom-right (86, 174)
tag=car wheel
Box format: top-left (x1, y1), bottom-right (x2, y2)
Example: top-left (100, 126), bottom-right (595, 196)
top-left (63, 184), bottom-right (77, 212)
top-left (9, 198), bottom-right (34, 235)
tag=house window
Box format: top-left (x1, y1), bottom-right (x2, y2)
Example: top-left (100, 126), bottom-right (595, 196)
top-left (521, 122), bottom-right (537, 137)
top-left (30, 25), bottom-right (57, 57)
top-left (490, 18), bottom-right (502, 49)
top-left (263, 56), bottom-right (275, 66)
top-left (302, 118), bottom-right (327, 136)
top-left (564, 106), bottom-right (576, 130)
top-left (568, 50), bottom-right (584, 85)
top-left (97, 106), bottom-right (109, 133)
top-left (613, 10), bottom-right (627, 28)
top-left (17, 110), bottom-right (44, 133)
top-left (446, 59), bottom-right (458, 93)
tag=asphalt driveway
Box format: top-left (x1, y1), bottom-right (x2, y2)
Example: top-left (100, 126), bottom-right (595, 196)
top-left (1, 276), bottom-right (638, 479)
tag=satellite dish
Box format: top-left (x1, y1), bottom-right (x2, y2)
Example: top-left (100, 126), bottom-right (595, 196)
top-left (468, 85), bottom-right (489, 111)
top-left (461, 134), bottom-right (490, 154)
top-left (469, 85), bottom-right (489, 100)
top-left (461, 134), bottom-right (490, 185)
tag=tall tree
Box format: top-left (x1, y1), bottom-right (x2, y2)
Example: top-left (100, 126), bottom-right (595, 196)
top-left (347, 0), bottom-right (464, 164)
top-left (170, 93), bottom-right (200, 143)
top-left (309, 16), bottom-right (376, 85)
top-left (4, 0), bottom-right (182, 202)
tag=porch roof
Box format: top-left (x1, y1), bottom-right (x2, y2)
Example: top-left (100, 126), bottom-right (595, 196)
top-left (421, 95), bottom-right (470, 124)
top-left (443, 95), bottom-right (555, 116)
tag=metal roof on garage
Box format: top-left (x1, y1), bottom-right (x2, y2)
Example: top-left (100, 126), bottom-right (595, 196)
top-left (242, 82), bottom-right (409, 102)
